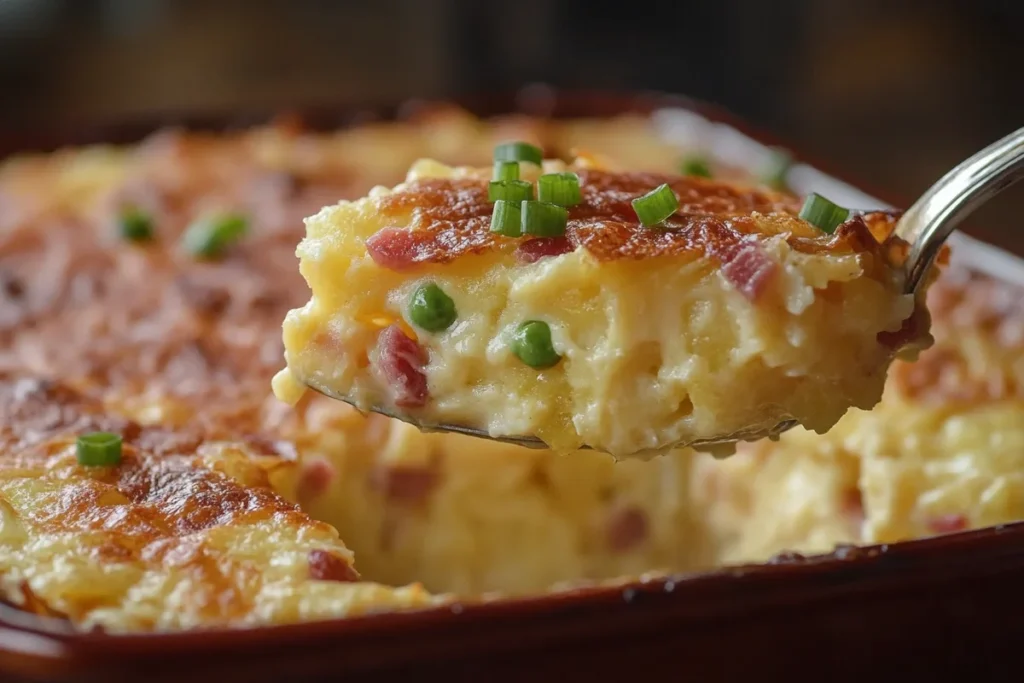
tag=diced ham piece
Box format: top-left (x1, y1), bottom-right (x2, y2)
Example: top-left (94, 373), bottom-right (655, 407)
top-left (365, 228), bottom-right (422, 271)
top-left (307, 549), bottom-right (360, 582)
top-left (926, 514), bottom-right (968, 535)
top-left (841, 488), bottom-right (865, 525)
top-left (375, 324), bottom-right (429, 408)
top-left (720, 238), bottom-right (777, 302)
top-left (515, 237), bottom-right (573, 264)
top-left (371, 464), bottom-right (438, 503)
top-left (606, 504), bottom-right (649, 553)
top-left (296, 459), bottom-right (335, 503)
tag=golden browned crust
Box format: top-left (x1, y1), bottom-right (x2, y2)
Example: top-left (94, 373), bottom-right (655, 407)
top-left (0, 377), bottom-right (315, 534)
top-left (0, 375), bottom-right (358, 624)
top-left (0, 128), bottom-right (363, 440)
top-left (372, 170), bottom-right (900, 266)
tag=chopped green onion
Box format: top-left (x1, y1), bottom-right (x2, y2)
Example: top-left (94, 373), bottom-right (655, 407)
top-left (680, 156), bottom-right (712, 178)
top-left (761, 148), bottom-right (793, 191)
top-left (521, 200), bottom-right (568, 237)
top-left (118, 208), bottom-right (154, 242)
top-left (798, 193), bottom-right (850, 234)
top-left (490, 200), bottom-right (523, 237)
top-left (408, 282), bottom-right (457, 333)
top-left (511, 320), bottom-right (561, 369)
top-left (537, 173), bottom-right (582, 207)
top-left (631, 184), bottom-right (679, 227)
top-left (76, 432), bottom-right (123, 467)
top-left (493, 161), bottom-right (520, 182)
top-left (494, 141), bottom-right (543, 166)
top-left (488, 180), bottom-right (534, 204)
top-left (183, 213), bottom-right (248, 259)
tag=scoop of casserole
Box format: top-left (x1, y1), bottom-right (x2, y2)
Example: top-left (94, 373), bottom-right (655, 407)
top-left (275, 154), bottom-right (930, 458)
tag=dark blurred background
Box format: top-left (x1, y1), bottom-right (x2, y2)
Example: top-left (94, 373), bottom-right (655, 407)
top-left (1, 0), bottom-right (1023, 248)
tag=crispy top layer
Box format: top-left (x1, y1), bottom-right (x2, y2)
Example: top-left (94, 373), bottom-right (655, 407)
top-left (0, 376), bottom-right (313, 535)
top-left (0, 128), bottom-right (366, 438)
top-left (0, 376), bottom-right (362, 626)
top-left (373, 170), bottom-right (902, 266)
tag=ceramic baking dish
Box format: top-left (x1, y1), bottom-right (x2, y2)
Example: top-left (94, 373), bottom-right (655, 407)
top-left (2, 90), bottom-right (1024, 683)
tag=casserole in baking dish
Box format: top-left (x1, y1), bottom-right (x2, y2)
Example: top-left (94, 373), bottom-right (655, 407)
top-left (2, 92), bottom-right (1024, 682)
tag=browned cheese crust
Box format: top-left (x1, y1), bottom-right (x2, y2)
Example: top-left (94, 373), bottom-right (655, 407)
top-left (370, 170), bottom-right (906, 270)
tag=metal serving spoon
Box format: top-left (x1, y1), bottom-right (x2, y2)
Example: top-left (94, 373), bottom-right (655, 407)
top-left (306, 126), bottom-right (1024, 453)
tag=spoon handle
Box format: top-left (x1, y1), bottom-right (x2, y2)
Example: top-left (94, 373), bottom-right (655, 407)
top-left (896, 126), bottom-right (1024, 295)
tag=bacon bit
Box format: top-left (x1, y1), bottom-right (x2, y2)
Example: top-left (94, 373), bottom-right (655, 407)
top-left (926, 514), bottom-right (968, 535)
top-left (841, 488), bottom-right (865, 526)
top-left (307, 549), bottom-right (359, 582)
top-left (374, 325), bottom-right (429, 408)
top-left (296, 459), bottom-right (335, 503)
top-left (606, 504), bottom-right (649, 553)
top-left (719, 238), bottom-right (777, 301)
top-left (365, 228), bottom-right (427, 271)
top-left (371, 464), bottom-right (438, 504)
top-left (515, 237), bottom-right (573, 263)
top-left (175, 274), bottom-right (231, 316)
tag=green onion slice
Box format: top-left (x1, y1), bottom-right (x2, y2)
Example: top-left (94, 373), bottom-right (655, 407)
top-left (493, 161), bottom-right (520, 182)
top-left (761, 148), bottom-right (793, 191)
top-left (521, 200), bottom-right (568, 237)
top-left (118, 208), bottom-right (154, 242)
top-left (76, 432), bottom-right (123, 467)
top-left (537, 172), bottom-right (582, 207)
top-left (511, 320), bottom-right (561, 369)
top-left (680, 156), bottom-right (712, 178)
top-left (488, 180), bottom-right (534, 204)
top-left (632, 184), bottom-right (679, 227)
top-left (494, 141), bottom-right (544, 166)
top-left (183, 213), bottom-right (248, 259)
top-left (408, 282), bottom-right (457, 333)
top-left (490, 200), bottom-right (523, 237)
top-left (798, 193), bottom-right (850, 234)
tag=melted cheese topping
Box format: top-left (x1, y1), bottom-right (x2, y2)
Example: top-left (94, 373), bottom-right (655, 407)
top-left (0, 378), bottom-right (442, 632)
top-left (278, 160), bottom-right (921, 457)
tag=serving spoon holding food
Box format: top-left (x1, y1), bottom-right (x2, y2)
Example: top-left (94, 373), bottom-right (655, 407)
top-left (306, 125), bottom-right (1024, 454)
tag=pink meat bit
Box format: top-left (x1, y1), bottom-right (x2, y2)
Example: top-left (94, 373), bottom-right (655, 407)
top-left (926, 514), bottom-right (968, 535)
top-left (371, 464), bottom-right (439, 504)
top-left (841, 488), bottom-right (865, 524)
top-left (365, 228), bottom-right (424, 271)
top-left (606, 504), bottom-right (650, 553)
top-left (719, 237), bottom-right (777, 301)
top-left (296, 459), bottom-right (335, 503)
top-left (515, 236), bottom-right (573, 263)
top-left (307, 549), bottom-right (360, 583)
top-left (375, 324), bottom-right (429, 408)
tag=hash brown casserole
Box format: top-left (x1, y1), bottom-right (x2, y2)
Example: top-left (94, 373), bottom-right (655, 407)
top-left (0, 105), bottom-right (1018, 632)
